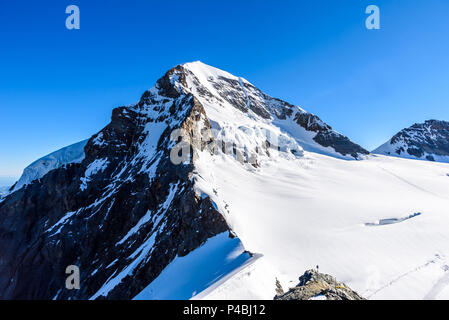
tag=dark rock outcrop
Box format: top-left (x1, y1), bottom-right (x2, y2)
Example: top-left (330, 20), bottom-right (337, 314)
top-left (275, 269), bottom-right (365, 300)
top-left (294, 113), bottom-right (369, 159)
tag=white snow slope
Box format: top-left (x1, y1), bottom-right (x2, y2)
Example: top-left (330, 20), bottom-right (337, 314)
top-left (158, 62), bottom-right (449, 300)
top-left (133, 232), bottom-right (253, 300)
top-left (11, 140), bottom-right (88, 192)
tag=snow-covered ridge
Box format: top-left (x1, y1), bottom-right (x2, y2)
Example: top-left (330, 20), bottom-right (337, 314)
top-left (11, 139), bottom-right (88, 193)
top-left (373, 120), bottom-right (449, 163)
top-left (178, 61), bottom-right (369, 160)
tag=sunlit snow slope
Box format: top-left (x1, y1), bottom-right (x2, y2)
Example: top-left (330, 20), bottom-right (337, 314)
top-left (193, 152), bottom-right (449, 300)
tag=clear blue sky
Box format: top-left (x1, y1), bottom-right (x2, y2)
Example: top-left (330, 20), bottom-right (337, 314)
top-left (1, 0), bottom-right (449, 183)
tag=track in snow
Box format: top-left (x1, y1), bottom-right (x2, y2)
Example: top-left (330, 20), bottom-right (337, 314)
top-left (379, 166), bottom-right (442, 198)
top-left (366, 254), bottom-right (446, 299)
top-left (424, 265), bottom-right (449, 300)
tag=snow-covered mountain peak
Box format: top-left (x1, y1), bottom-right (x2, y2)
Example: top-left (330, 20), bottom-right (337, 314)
top-left (142, 62), bottom-right (369, 161)
top-left (181, 61), bottom-right (304, 122)
top-left (373, 119), bottom-right (449, 162)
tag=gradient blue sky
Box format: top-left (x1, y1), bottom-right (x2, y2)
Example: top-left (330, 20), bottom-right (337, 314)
top-left (1, 0), bottom-right (449, 183)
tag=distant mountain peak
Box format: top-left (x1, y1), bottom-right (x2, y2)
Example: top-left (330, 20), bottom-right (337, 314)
top-left (373, 119), bottom-right (449, 162)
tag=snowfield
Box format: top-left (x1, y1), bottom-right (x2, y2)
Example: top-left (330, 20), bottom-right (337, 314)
top-left (192, 151), bottom-right (449, 300)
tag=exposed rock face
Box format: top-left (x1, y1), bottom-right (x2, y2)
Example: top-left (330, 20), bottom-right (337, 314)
top-left (0, 62), bottom-right (368, 300)
top-left (373, 120), bottom-right (449, 162)
top-left (275, 269), bottom-right (365, 300)
top-left (294, 113), bottom-right (369, 159)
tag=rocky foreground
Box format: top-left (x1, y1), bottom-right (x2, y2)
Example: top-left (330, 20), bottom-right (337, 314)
top-left (275, 269), bottom-right (365, 300)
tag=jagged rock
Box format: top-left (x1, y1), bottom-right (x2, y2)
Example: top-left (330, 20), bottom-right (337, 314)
top-left (275, 278), bottom-right (284, 296)
top-left (274, 269), bottom-right (365, 300)
top-left (294, 113), bottom-right (369, 159)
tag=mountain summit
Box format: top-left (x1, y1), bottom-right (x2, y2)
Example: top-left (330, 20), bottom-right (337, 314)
top-left (373, 120), bottom-right (449, 162)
